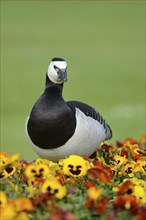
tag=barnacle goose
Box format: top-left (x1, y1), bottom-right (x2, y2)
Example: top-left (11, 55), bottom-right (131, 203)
top-left (26, 58), bottom-right (112, 162)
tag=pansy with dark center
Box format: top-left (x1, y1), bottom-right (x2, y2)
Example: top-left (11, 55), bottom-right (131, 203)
top-left (41, 176), bottom-right (67, 199)
top-left (62, 155), bottom-right (91, 177)
top-left (25, 164), bottom-right (50, 179)
top-left (68, 165), bottom-right (82, 175)
top-left (0, 152), bottom-right (19, 180)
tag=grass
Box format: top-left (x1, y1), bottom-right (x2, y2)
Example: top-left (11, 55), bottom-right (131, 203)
top-left (1, 1), bottom-right (145, 161)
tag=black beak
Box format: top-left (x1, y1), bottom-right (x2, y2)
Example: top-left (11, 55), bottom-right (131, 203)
top-left (58, 69), bottom-right (67, 82)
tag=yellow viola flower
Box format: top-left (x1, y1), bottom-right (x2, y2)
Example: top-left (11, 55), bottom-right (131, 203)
top-left (130, 177), bottom-right (146, 189)
top-left (0, 152), bottom-right (9, 170)
top-left (133, 185), bottom-right (146, 204)
top-left (10, 198), bottom-right (35, 212)
top-left (62, 155), bottom-right (91, 177)
top-left (0, 204), bottom-right (16, 220)
top-left (27, 179), bottom-right (38, 198)
top-left (87, 186), bottom-right (103, 200)
top-left (133, 160), bottom-right (146, 175)
top-left (113, 177), bottom-right (146, 204)
top-left (15, 212), bottom-right (29, 220)
top-left (113, 155), bottom-right (127, 166)
top-left (0, 152), bottom-right (19, 180)
top-left (0, 152), bottom-right (19, 167)
top-left (123, 161), bottom-right (136, 177)
top-left (0, 191), bottom-right (7, 207)
top-left (41, 176), bottom-right (67, 199)
top-left (9, 153), bottom-right (20, 164)
top-left (25, 163), bottom-right (50, 179)
top-left (111, 164), bottom-right (120, 176)
top-left (36, 158), bottom-right (59, 175)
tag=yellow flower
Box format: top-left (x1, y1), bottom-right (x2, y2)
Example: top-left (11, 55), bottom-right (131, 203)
top-left (15, 212), bottom-right (29, 220)
top-left (87, 186), bottom-right (103, 200)
top-left (0, 152), bottom-right (9, 170)
top-left (0, 152), bottom-right (19, 180)
top-left (133, 160), bottom-right (146, 175)
top-left (10, 198), bottom-right (34, 212)
top-left (36, 158), bottom-right (59, 175)
top-left (27, 179), bottom-right (38, 198)
top-left (123, 161), bottom-right (136, 177)
top-left (62, 155), bottom-right (91, 177)
top-left (113, 177), bottom-right (146, 204)
top-left (0, 152), bottom-right (19, 167)
top-left (113, 155), bottom-right (127, 166)
top-left (0, 191), bottom-right (7, 207)
top-left (130, 177), bottom-right (146, 189)
top-left (41, 176), bottom-right (67, 199)
top-left (25, 163), bottom-right (50, 179)
top-left (130, 177), bottom-right (146, 204)
top-left (133, 185), bottom-right (146, 204)
top-left (0, 204), bottom-right (16, 220)
top-left (0, 196), bottom-right (34, 220)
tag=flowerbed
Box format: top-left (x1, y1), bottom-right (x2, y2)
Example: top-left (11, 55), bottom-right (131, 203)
top-left (0, 135), bottom-right (146, 220)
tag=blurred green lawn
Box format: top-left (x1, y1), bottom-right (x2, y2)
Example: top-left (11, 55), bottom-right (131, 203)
top-left (1, 1), bottom-right (145, 161)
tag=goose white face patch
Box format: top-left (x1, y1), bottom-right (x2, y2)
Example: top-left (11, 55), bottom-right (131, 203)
top-left (47, 61), bottom-right (67, 84)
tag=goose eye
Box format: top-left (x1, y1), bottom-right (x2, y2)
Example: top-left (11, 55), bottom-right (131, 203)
top-left (54, 65), bottom-right (60, 72)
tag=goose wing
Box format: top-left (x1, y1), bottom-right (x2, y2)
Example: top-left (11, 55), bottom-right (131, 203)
top-left (66, 100), bottom-right (112, 140)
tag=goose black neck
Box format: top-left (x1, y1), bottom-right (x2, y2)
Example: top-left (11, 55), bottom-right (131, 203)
top-left (45, 74), bottom-right (64, 90)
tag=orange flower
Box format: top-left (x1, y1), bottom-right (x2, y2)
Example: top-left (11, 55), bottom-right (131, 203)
top-left (87, 161), bottom-right (113, 184)
top-left (138, 207), bottom-right (146, 220)
top-left (9, 198), bottom-right (35, 212)
top-left (139, 134), bottom-right (146, 145)
top-left (87, 186), bottom-right (103, 200)
top-left (85, 181), bottom-right (95, 189)
top-left (32, 192), bottom-right (53, 207)
top-left (84, 198), bottom-right (94, 210)
top-left (97, 198), bottom-right (109, 214)
top-left (114, 195), bottom-right (139, 215)
top-left (98, 143), bottom-right (115, 159)
top-left (87, 168), bottom-right (112, 184)
top-left (131, 144), bottom-right (142, 160)
top-left (113, 180), bottom-right (134, 196)
top-left (49, 208), bottom-right (76, 220)
top-left (0, 152), bottom-right (9, 159)
top-left (85, 185), bottom-right (109, 215)
top-left (122, 138), bottom-right (140, 146)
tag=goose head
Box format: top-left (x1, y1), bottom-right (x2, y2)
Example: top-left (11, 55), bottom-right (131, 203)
top-left (47, 57), bottom-right (67, 84)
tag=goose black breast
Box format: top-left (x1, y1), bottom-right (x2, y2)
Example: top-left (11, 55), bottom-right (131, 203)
top-left (27, 86), bottom-right (76, 149)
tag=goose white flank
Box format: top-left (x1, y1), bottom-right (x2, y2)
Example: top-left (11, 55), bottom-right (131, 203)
top-left (26, 58), bottom-right (112, 161)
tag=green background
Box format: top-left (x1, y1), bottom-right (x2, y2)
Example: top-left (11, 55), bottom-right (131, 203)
top-left (1, 1), bottom-right (145, 161)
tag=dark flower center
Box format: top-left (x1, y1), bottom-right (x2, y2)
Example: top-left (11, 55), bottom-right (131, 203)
top-left (68, 165), bottom-right (82, 175)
